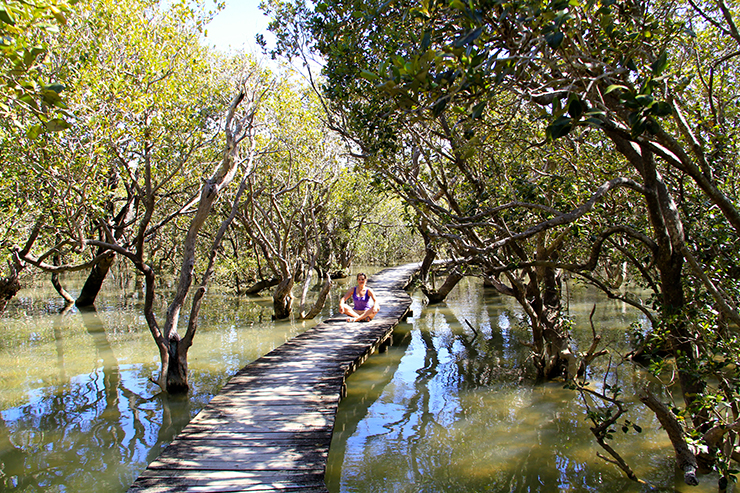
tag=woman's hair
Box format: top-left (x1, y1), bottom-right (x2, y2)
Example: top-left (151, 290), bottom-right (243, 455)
top-left (356, 272), bottom-right (367, 280)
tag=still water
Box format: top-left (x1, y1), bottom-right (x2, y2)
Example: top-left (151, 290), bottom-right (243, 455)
top-left (0, 269), bottom-right (378, 492)
top-left (326, 278), bottom-right (726, 493)
top-left (0, 271), bottom-right (728, 492)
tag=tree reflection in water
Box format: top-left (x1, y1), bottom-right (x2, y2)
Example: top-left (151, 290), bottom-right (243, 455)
top-left (0, 306), bottom-right (191, 491)
top-left (0, 279), bottom-right (311, 493)
top-left (327, 279), bottom-right (722, 493)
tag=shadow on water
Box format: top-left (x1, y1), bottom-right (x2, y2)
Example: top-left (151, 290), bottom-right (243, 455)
top-left (327, 280), bottom-right (726, 493)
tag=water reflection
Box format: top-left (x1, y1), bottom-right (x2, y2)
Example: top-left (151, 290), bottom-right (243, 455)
top-left (0, 304), bottom-right (188, 491)
top-left (327, 279), bottom-right (725, 493)
top-left (0, 268), bottom-right (373, 493)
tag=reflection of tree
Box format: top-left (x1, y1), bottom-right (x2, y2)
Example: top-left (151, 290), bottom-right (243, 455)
top-left (0, 306), bottom-right (192, 492)
top-left (52, 303), bottom-right (75, 383)
top-left (332, 282), bottom-right (686, 492)
top-left (452, 306), bottom-right (534, 389)
top-left (0, 418), bottom-right (40, 490)
top-left (337, 296), bottom-right (658, 492)
top-left (334, 308), bottom-right (453, 491)
top-left (406, 323), bottom-right (441, 483)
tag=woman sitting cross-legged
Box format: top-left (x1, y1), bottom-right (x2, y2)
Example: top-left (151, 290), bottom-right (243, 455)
top-left (339, 272), bottom-right (380, 322)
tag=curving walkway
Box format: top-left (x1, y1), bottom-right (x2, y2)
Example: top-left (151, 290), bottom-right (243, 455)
top-left (128, 263), bottom-right (419, 493)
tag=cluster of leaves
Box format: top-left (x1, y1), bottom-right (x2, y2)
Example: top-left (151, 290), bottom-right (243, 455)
top-left (0, 0), bottom-right (74, 135)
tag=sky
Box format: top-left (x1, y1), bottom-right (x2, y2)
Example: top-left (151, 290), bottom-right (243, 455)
top-left (201, 0), bottom-right (273, 54)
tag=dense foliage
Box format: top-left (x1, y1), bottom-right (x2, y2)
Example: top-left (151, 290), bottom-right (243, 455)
top-left (0, 0), bottom-right (74, 135)
top-left (0, 0), bottom-right (419, 390)
top-left (262, 0), bottom-right (740, 488)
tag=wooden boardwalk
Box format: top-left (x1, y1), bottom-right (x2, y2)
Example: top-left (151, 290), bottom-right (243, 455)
top-left (128, 263), bottom-right (419, 493)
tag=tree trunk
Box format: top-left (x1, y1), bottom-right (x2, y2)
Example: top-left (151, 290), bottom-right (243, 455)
top-left (244, 277), bottom-right (280, 295)
top-left (0, 272), bottom-right (21, 315)
top-left (530, 265), bottom-right (572, 380)
top-left (51, 272), bottom-right (75, 306)
top-left (418, 221), bottom-right (436, 284)
top-left (132, 86), bottom-right (263, 394)
top-left (634, 141), bottom-right (706, 416)
top-left (421, 268), bottom-right (464, 304)
top-left (166, 335), bottom-right (189, 394)
top-left (300, 273), bottom-right (332, 319)
top-left (0, 244), bottom-right (32, 315)
top-left (50, 241), bottom-right (75, 305)
top-left (640, 391), bottom-right (699, 486)
top-left (273, 277), bottom-right (294, 320)
top-left (608, 135), bottom-right (709, 430)
top-left (76, 251), bottom-right (116, 307)
top-left (337, 243), bottom-right (353, 274)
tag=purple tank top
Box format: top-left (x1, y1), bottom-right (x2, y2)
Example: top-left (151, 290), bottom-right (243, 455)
top-left (353, 287), bottom-right (373, 311)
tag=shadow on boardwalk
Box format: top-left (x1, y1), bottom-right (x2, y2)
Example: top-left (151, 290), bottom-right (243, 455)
top-left (128, 263), bottom-right (419, 493)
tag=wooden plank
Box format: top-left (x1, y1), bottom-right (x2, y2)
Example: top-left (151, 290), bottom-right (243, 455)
top-left (176, 431), bottom-right (334, 444)
top-left (128, 263), bottom-right (419, 493)
top-left (148, 455), bottom-right (327, 471)
top-left (129, 470), bottom-right (326, 493)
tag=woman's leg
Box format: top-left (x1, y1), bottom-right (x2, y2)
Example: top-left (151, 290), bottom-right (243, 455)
top-left (356, 305), bottom-right (380, 322)
top-left (340, 305), bottom-right (361, 321)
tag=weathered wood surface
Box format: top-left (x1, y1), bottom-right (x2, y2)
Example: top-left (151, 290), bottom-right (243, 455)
top-left (128, 263), bottom-right (419, 493)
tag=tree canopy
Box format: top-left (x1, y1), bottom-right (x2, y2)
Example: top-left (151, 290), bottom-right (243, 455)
top-left (0, 0), bottom-right (74, 135)
top-left (4, 0), bottom-right (740, 487)
top-left (263, 0), bottom-right (740, 487)
top-left (0, 0), bottom-right (418, 391)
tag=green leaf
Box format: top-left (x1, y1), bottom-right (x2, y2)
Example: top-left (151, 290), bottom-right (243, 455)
top-left (453, 27), bottom-right (483, 48)
top-left (547, 116), bottom-right (572, 139)
top-left (584, 109), bottom-right (606, 117)
top-left (18, 94), bottom-right (39, 111)
top-left (651, 101), bottom-right (672, 117)
top-left (44, 118), bottom-right (71, 131)
top-left (635, 94), bottom-right (654, 107)
top-left (24, 48), bottom-right (45, 68)
top-left (605, 84), bottom-right (628, 95)
top-left (27, 124), bottom-right (43, 140)
top-left (0, 5), bottom-right (15, 25)
top-left (621, 93), bottom-right (641, 109)
top-left (629, 114), bottom-right (647, 138)
top-left (568, 97), bottom-right (584, 119)
top-left (50, 6), bottom-right (67, 25)
top-left (546, 31), bottom-right (564, 49)
top-left (651, 51), bottom-right (668, 76)
top-left (471, 101), bottom-right (486, 119)
top-left (359, 70), bottom-right (380, 81)
top-left (432, 97), bottom-right (447, 117)
top-left (421, 31), bottom-right (432, 51)
top-left (44, 83), bottom-right (66, 94)
top-left (41, 89), bottom-right (67, 108)
top-left (552, 95), bottom-right (562, 114)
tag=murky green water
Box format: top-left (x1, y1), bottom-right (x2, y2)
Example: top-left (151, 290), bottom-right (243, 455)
top-left (0, 269), bottom-right (375, 492)
top-left (326, 278), bottom-right (725, 493)
top-left (1, 271), bottom-right (729, 492)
